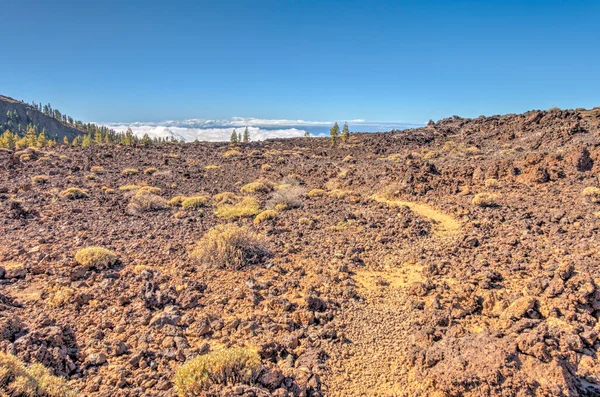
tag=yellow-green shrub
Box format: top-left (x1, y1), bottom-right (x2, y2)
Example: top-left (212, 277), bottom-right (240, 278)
top-left (74, 247), bottom-right (117, 269)
top-left (121, 168), bottom-right (139, 175)
top-left (214, 197), bottom-right (260, 219)
top-left (240, 181), bottom-right (272, 194)
top-left (583, 187), bottom-right (600, 203)
top-left (223, 149), bottom-right (242, 158)
top-left (174, 348), bottom-right (261, 395)
top-left (168, 196), bottom-right (187, 207)
top-left (190, 224), bottom-right (267, 269)
top-left (59, 188), bottom-right (87, 200)
top-left (181, 196), bottom-right (209, 210)
top-left (472, 192), bottom-right (499, 207)
top-left (32, 175), bottom-right (49, 184)
top-left (0, 352), bottom-right (75, 396)
top-left (254, 210), bottom-right (277, 225)
top-left (307, 189), bottom-right (326, 198)
top-left (127, 190), bottom-right (167, 213)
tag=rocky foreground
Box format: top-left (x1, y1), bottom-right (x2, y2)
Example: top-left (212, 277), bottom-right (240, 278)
top-left (2, 107), bottom-right (600, 396)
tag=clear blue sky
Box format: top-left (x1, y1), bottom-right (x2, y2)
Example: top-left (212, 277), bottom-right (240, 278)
top-left (2, 0), bottom-right (599, 123)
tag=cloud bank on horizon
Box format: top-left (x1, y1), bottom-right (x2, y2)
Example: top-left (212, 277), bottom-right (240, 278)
top-left (100, 117), bottom-right (423, 142)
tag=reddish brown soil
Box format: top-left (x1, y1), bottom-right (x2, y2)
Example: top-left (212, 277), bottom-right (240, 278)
top-left (2, 107), bottom-right (600, 396)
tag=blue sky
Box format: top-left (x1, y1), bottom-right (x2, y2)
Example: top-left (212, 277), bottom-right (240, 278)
top-left (2, 0), bottom-right (600, 126)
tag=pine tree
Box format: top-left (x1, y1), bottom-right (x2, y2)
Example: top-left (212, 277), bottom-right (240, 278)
top-left (238, 131), bottom-right (242, 142)
top-left (36, 132), bottom-right (47, 148)
top-left (72, 136), bottom-right (79, 147)
top-left (141, 133), bottom-right (152, 146)
top-left (82, 134), bottom-right (92, 147)
top-left (304, 131), bottom-right (310, 139)
top-left (341, 122), bottom-right (350, 142)
top-left (243, 127), bottom-right (249, 143)
top-left (230, 129), bottom-right (238, 144)
top-left (330, 122), bottom-right (340, 146)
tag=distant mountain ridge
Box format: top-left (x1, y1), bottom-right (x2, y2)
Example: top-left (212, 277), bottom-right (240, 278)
top-left (0, 94), bottom-right (83, 141)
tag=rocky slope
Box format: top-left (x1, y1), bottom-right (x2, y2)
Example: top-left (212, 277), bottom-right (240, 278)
top-left (0, 95), bottom-right (83, 141)
top-left (1, 106), bottom-right (600, 396)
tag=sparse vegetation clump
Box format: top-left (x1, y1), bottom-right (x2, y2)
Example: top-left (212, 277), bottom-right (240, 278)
top-left (0, 352), bottom-right (75, 396)
top-left (167, 195), bottom-right (188, 207)
top-left (582, 187), bottom-right (600, 203)
top-left (75, 247), bottom-right (118, 269)
top-left (32, 175), bottom-right (49, 184)
top-left (261, 164), bottom-right (272, 171)
top-left (214, 197), bottom-right (260, 219)
top-left (174, 348), bottom-right (261, 395)
top-left (307, 189), bottom-right (326, 197)
top-left (60, 187), bottom-right (88, 199)
top-left (121, 168), bottom-right (139, 175)
top-left (90, 166), bottom-right (105, 174)
top-left (254, 209), bottom-right (277, 224)
top-left (267, 186), bottom-right (305, 210)
top-left (181, 196), bottom-right (209, 210)
top-left (119, 184), bottom-right (142, 191)
top-left (127, 190), bottom-right (167, 213)
top-left (213, 192), bottom-right (237, 205)
top-left (472, 192), bottom-right (499, 207)
top-left (204, 165), bottom-right (221, 169)
top-left (485, 178), bottom-right (499, 189)
top-left (143, 167), bottom-right (158, 175)
top-left (240, 181), bottom-right (272, 194)
top-left (190, 225), bottom-right (267, 270)
top-left (223, 149), bottom-right (242, 158)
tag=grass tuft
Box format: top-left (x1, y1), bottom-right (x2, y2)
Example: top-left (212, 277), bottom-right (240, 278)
top-left (190, 224), bottom-right (267, 270)
top-left (214, 197), bottom-right (260, 219)
top-left (174, 348), bottom-right (261, 396)
top-left (74, 247), bottom-right (118, 269)
top-left (59, 188), bottom-right (88, 200)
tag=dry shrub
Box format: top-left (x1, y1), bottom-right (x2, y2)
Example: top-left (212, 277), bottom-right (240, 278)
top-left (583, 187), bottom-right (600, 203)
top-left (261, 164), bottom-right (272, 171)
top-left (307, 189), bottom-right (326, 198)
top-left (213, 192), bottom-right (238, 205)
top-left (298, 217), bottom-right (313, 226)
top-left (121, 168), bottom-right (139, 175)
top-left (240, 181), bottom-right (273, 194)
top-left (254, 210), bottom-right (277, 225)
top-left (423, 150), bottom-right (439, 160)
top-left (168, 196), bottom-right (188, 207)
top-left (342, 155), bottom-right (354, 163)
top-left (75, 247), bottom-right (118, 269)
top-left (47, 286), bottom-right (75, 307)
top-left (485, 178), bottom-right (499, 189)
top-left (143, 167), bottom-right (158, 175)
top-left (90, 166), bottom-right (104, 174)
top-left (119, 184), bottom-right (142, 191)
top-left (328, 189), bottom-right (351, 199)
top-left (214, 197), bottom-right (260, 219)
top-left (0, 352), bottom-right (75, 396)
top-left (472, 193), bottom-right (499, 207)
top-left (59, 188), bottom-right (87, 200)
top-left (174, 348), bottom-right (261, 395)
top-left (181, 196), bottom-right (209, 210)
top-left (31, 175), bottom-right (49, 184)
top-left (223, 149), bottom-right (242, 158)
top-left (127, 190), bottom-right (167, 213)
top-left (190, 224), bottom-right (268, 270)
top-left (205, 165), bottom-right (221, 169)
top-left (267, 186), bottom-right (305, 210)
top-left (281, 174), bottom-right (304, 186)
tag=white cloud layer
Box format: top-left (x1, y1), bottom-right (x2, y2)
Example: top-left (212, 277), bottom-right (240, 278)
top-left (100, 117), bottom-right (423, 142)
